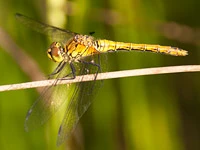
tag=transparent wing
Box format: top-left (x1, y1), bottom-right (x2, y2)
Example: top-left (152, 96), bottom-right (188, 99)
top-left (15, 13), bottom-right (76, 42)
top-left (24, 63), bottom-right (74, 131)
top-left (25, 55), bottom-right (104, 145)
top-left (56, 55), bottom-right (103, 146)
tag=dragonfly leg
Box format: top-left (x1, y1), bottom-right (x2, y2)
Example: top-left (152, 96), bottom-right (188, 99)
top-left (97, 54), bottom-right (102, 73)
top-left (79, 56), bottom-right (101, 81)
top-left (78, 55), bottom-right (101, 94)
top-left (56, 62), bottom-right (76, 80)
top-left (47, 61), bottom-right (66, 79)
top-left (70, 62), bottom-right (76, 79)
top-left (52, 62), bottom-right (76, 87)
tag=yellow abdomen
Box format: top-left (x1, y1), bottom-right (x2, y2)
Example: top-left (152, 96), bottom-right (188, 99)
top-left (96, 39), bottom-right (188, 56)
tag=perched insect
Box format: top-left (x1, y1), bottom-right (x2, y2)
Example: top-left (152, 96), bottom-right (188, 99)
top-left (16, 13), bottom-right (188, 146)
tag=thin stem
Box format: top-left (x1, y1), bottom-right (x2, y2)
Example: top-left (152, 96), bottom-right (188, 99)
top-left (0, 65), bottom-right (199, 92)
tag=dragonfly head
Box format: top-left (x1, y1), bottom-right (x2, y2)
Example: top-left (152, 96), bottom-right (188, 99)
top-left (47, 42), bottom-right (64, 62)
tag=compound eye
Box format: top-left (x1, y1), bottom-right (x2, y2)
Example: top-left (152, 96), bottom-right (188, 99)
top-left (47, 42), bottom-right (64, 62)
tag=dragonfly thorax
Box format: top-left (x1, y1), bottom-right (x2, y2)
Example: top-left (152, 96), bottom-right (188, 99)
top-left (47, 42), bottom-right (66, 63)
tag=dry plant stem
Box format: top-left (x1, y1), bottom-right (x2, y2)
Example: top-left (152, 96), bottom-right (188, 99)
top-left (0, 65), bottom-right (199, 92)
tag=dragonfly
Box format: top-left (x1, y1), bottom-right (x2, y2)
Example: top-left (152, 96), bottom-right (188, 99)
top-left (15, 13), bottom-right (188, 146)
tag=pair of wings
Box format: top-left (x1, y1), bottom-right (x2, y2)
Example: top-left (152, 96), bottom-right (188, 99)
top-left (16, 13), bottom-right (101, 145)
top-left (25, 61), bottom-right (101, 146)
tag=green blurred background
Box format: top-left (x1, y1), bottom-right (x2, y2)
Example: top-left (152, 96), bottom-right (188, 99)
top-left (0, 0), bottom-right (200, 150)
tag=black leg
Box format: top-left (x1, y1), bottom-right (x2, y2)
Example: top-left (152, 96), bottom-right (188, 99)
top-left (79, 55), bottom-right (101, 81)
top-left (48, 61), bottom-right (66, 79)
top-left (56, 62), bottom-right (76, 80)
top-left (70, 62), bottom-right (76, 79)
